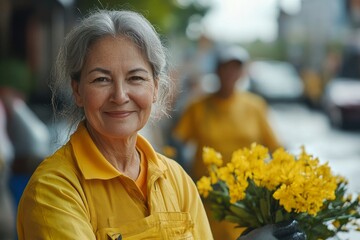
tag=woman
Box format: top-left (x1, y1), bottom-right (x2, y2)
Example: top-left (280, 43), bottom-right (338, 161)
top-left (17, 9), bottom-right (213, 239)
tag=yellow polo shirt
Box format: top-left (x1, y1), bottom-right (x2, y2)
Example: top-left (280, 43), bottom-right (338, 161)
top-left (17, 123), bottom-right (213, 240)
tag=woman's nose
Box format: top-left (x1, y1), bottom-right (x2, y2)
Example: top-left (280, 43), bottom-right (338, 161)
top-left (110, 81), bottom-right (129, 103)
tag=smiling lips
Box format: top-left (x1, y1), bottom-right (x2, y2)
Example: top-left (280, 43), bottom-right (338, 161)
top-left (104, 110), bottom-right (134, 118)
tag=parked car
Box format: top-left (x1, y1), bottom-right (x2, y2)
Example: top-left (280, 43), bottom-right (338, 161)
top-left (322, 77), bottom-right (360, 130)
top-left (248, 60), bottom-right (304, 102)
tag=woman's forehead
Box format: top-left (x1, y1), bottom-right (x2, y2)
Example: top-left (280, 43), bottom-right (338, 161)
top-left (83, 36), bottom-right (149, 69)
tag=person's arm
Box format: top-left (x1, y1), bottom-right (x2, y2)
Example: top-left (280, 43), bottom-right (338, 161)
top-left (17, 168), bottom-right (96, 240)
top-left (3, 91), bottom-right (50, 174)
top-left (256, 99), bottom-right (282, 152)
top-left (172, 102), bottom-right (199, 144)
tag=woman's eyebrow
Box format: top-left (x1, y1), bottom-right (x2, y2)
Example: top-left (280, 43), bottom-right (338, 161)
top-left (88, 67), bottom-right (111, 75)
top-left (128, 68), bottom-right (149, 74)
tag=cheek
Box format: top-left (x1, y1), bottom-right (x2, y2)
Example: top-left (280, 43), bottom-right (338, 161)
top-left (133, 86), bottom-right (155, 110)
top-left (137, 92), bottom-right (154, 109)
top-left (82, 88), bottom-right (106, 111)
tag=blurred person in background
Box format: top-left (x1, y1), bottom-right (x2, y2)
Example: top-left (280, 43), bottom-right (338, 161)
top-left (0, 96), bottom-right (15, 239)
top-left (0, 59), bottom-right (50, 239)
top-left (17, 9), bottom-right (213, 239)
top-left (0, 87), bottom-right (50, 182)
top-left (173, 45), bottom-right (282, 239)
top-left (163, 34), bottom-right (220, 170)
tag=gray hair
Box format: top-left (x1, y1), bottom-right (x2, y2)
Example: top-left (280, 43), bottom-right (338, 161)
top-left (51, 9), bottom-right (173, 130)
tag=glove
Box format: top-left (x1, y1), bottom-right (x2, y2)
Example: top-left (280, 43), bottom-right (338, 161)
top-left (273, 220), bottom-right (307, 240)
top-left (237, 220), bottom-right (306, 240)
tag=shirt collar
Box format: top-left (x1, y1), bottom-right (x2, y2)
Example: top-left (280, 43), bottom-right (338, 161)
top-left (137, 132), bottom-right (167, 178)
top-left (70, 122), bottom-right (167, 180)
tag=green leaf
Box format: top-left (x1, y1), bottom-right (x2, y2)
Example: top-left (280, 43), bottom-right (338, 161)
top-left (229, 205), bottom-right (253, 219)
top-left (224, 215), bottom-right (246, 224)
top-left (275, 210), bottom-right (284, 222)
top-left (260, 198), bottom-right (270, 223)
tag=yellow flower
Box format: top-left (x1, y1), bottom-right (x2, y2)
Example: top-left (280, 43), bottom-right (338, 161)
top-left (202, 147), bottom-right (223, 167)
top-left (197, 143), bottom-right (360, 240)
top-left (332, 220), bottom-right (340, 228)
top-left (196, 176), bottom-right (213, 198)
top-left (273, 148), bottom-right (337, 215)
top-left (230, 143), bottom-right (268, 187)
top-left (350, 209), bottom-right (358, 215)
top-left (336, 175), bottom-right (348, 184)
top-left (218, 165), bottom-right (236, 186)
top-left (228, 182), bottom-right (247, 203)
top-left (209, 170), bottom-right (218, 184)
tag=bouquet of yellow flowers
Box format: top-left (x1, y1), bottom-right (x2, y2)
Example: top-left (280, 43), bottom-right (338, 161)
top-left (196, 143), bottom-right (360, 240)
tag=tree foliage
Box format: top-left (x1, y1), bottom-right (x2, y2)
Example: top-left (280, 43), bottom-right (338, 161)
top-left (75, 0), bottom-right (209, 35)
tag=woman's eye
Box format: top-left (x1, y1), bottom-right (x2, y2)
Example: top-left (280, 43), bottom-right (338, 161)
top-left (93, 77), bottom-right (110, 83)
top-left (129, 76), bottom-right (145, 81)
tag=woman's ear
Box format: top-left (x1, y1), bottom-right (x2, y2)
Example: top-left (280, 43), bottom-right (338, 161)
top-left (71, 79), bottom-right (83, 107)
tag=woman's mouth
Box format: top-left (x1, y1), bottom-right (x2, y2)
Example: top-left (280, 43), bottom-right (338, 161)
top-left (104, 111), bottom-right (133, 118)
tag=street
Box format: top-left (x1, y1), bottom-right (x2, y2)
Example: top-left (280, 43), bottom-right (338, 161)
top-left (269, 102), bottom-right (360, 240)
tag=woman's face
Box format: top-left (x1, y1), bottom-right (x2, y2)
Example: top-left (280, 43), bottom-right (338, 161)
top-left (72, 36), bottom-right (158, 139)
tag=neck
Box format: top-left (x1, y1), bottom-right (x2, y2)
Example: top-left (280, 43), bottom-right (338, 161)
top-left (85, 122), bottom-right (141, 180)
top-left (216, 88), bottom-right (234, 98)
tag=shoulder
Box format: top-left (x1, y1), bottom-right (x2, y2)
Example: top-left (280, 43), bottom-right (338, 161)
top-left (156, 153), bottom-right (195, 188)
top-left (238, 91), bottom-right (268, 110)
top-left (18, 142), bottom-right (85, 217)
top-left (24, 142), bottom-right (81, 192)
top-left (156, 153), bottom-right (189, 177)
top-left (17, 142), bottom-right (93, 239)
top-left (239, 91), bottom-right (266, 103)
top-left (183, 95), bottom-right (212, 112)
top-left (177, 95), bottom-right (212, 122)
top-left (154, 153), bottom-right (200, 204)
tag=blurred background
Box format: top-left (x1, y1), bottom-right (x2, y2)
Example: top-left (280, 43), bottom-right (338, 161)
top-left (1, 0), bottom-right (360, 239)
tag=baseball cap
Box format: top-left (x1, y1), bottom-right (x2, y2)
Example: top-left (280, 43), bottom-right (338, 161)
top-left (217, 45), bottom-right (249, 64)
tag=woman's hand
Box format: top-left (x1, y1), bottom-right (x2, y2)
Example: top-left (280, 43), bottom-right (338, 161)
top-left (237, 220), bottom-right (306, 240)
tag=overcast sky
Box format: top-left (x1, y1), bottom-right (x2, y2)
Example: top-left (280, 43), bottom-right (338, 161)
top-left (202, 0), bottom-right (301, 43)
